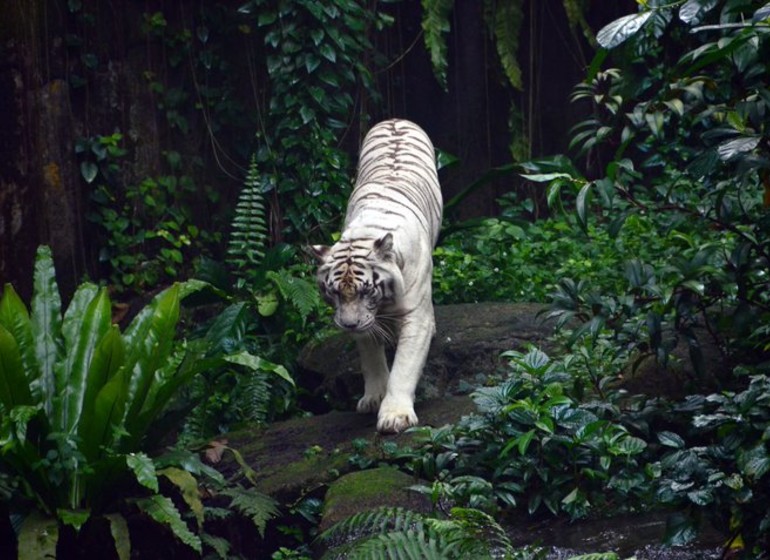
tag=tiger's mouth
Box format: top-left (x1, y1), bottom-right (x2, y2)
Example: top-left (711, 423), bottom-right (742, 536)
top-left (334, 317), bottom-right (376, 333)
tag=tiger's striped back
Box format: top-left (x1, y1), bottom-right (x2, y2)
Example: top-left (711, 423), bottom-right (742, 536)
top-left (344, 119), bottom-right (443, 246)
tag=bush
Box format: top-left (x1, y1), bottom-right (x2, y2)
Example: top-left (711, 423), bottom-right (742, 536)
top-left (0, 246), bottom-right (278, 557)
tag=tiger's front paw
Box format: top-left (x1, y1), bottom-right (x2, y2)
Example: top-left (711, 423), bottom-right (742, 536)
top-left (376, 397), bottom-right (418, 433)
top-left (356, 393), bottom-right (384, 414)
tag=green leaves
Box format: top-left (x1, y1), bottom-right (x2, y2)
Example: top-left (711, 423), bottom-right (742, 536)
top-left (421, 0), bottom-right (453, 90)
top-left (596, 11), bottom-right (653, 49)
top-left (137, 495), bottom-right (202, 553)
top-left (1, 246), bottom-right (277, 554)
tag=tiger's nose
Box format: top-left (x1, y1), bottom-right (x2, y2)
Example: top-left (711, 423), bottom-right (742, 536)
top-left (338, 318), bottom-right (359, 330)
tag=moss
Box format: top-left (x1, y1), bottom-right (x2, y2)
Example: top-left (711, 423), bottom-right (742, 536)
top-left (320, 467), bottom-right (429, 532)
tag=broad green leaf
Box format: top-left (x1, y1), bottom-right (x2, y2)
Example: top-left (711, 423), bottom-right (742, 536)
top-left (520, 172), bottom-right (575, 182)
top-left (679, 0), bottom-right (718, 25)
top-left (664, 512), bottom-right (698, 545)
top-left (0, 285), bottom-right (37, 388)
top-left (576, 182), bottom-right (592, 232)
top-left (87, 366), bottom-right (129, 457)
top-left (754, 3), bottom-right (770, 22)
top-left (106, 513), bottom-right (131, 560)
top-left (596, 11), bottom-right (653, 49)
top-left (79, 326), bottom-right (125, 461)
top-left (31, 245), bottom-right (63, 416)
top-left (224, 350), bottom-right (295, 386)
top-left (257, 291), bottom-right (279, 316)
top-left (80, 161), bottom-right (98, 183)
top-left (57, 286), bottom-right (111, 435)
top-left (18, 512), bottom-right (59, 560)
top-left (127, 452), bottom-right (159, 491)
top-left (124, 284), bottom-right (182, 440)
top-left (137, 495), bottom-right (202, 553)
top-left (657, 431), bottom-right (685, 449)
top-left (58, 508), bottom-right (90, 530)
top-left (614, 436), bottom-right (647, 455)
top-left (716, 136), bottom-right (760, 161)
top-left (0, 324), bottom-right (34, 408)
top-left (160, 467), bottom-right (204, 527)
top-left (517, 429), bottom-right (536, 456)
top-left (743, 455), bottom-right (770, 479)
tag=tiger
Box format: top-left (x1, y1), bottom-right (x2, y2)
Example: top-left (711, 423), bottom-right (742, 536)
top-left (311, 119), bottom-right (443, 433)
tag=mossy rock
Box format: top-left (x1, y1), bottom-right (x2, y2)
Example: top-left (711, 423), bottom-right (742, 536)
top-left (319, 466), bottom-right (432, 534)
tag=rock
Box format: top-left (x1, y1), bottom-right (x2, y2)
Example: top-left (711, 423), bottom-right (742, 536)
top-left (298, 302), bottom-right (559, 410)
top-left (222, 396), bottom-right (475, 500)
top-left (318, 467), bottom-right (432, 534)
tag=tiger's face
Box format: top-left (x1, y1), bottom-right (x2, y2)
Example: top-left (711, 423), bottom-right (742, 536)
top-left (311, 234), bottom-right (401, 334)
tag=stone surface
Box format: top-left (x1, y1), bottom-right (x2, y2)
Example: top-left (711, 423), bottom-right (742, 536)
top-left (298, 302), bottom-right (559, 410)
top-left (223, 396), bottom-right (475, 500)
top-left (318, 466), bottom-right (432, 534)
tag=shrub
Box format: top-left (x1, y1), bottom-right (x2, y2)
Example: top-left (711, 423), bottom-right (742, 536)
top-left (0, 246), bottom-right (278, 557)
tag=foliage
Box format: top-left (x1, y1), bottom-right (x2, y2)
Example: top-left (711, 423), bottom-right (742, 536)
top-left (529, 0), bottom-right (770, 369)
top-left (433, 208), bottom-right (675, 305)
top-left (238, 0), bottom-right (393, 241)
top-left (317, 505), bottom-right (626, 559)
top-left (649, 372), bottom-right (770, 551)
top-left (0, 246), bottom-right (279, 556)
top-left (179, 159), bottom-right (328, 442)
top-left (318, 506), bottom-right (521, 559)
top-left (83, 133), bottom-right (213, 296)
top-left (421, 0), bottom-right (547, 91)
top-left (403, 347), bottom-right (648, 521)
top-left (228, 155), bottom-right (269, 286)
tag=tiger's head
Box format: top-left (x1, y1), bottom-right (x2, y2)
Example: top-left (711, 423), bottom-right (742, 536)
top-left (311, 233), bottom-right (403, 334)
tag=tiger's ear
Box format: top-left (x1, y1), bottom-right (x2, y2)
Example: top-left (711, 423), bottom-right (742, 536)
top-left (373, 233), bottom-right (394, 260)
top-left (307, 245), bottom-right (330, 263)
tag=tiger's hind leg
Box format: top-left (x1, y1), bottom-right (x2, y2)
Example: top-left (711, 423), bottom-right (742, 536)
top-left (355, 336), bottom-right (389, 414)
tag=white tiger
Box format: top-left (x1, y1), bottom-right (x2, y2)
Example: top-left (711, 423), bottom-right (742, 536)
top-left (311, 119), bottom-right (443, 433)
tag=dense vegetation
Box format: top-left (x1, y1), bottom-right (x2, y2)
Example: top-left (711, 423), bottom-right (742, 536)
top-left (1, 0), bottom-right (769, 559)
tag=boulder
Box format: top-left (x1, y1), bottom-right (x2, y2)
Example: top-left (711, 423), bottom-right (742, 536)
top-left (298, 302), bottom-right (559, 410)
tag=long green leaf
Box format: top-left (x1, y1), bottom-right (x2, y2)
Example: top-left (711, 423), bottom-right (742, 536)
top-left (87, 366), bottom-right (129, 458)
top-left (0, 324), bottom-right (34, 408)
top-left (106, 513), bottom-right (131, 560)
top-left (127, 452), bottom-right (159, 492)
top-left (160, 467), bottom-right (204, 528)
top-left (225, 350), bottom-right (295, 386)
top-left (123, 284), bottom-right (182, 444)
top-left (0, 285), bottom-right (37, 391)
top-left (78, 326), bottom-right (125, 462)
top-left (18, 512), bottom-right (58, 560)
top-left (30, 245), bottom-right (63, 417)
top-left (56, 285), bottom-right (111, 434)
top-left (136, 495), bottom-right (202, 553)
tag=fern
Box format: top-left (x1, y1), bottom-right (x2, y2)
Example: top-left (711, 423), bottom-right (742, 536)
top-left (421, 0), bottom-right (454, 91)
top-left (228, 155), bottom-right (269, 277)
top-left (220, 485), bottom-right (279, 538)
top-left (562, 0), bottom-right (597, 47)
top-left (485, 0), bottom-right (524, 91)
top-left (234, 369), bottom-right (271, 424)
top-left (318, 506), bottom-right (516, 560)
top-left (266, 269), bottom-right (322, 325)
top-left (136, 495), bottom-right (202, 553)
